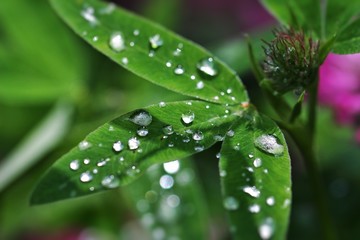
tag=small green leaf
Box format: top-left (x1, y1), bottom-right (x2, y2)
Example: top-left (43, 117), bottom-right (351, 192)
top-left (31, 101), bottom-right (240, 205)
top-left (219, 112), bottom-right (291, 239)
top-left (50, 0), bottom-right (248, 105)
top-left (124, 158), bottom-right (209, 239)
top-left (332, 18), bottom-right (360, 54)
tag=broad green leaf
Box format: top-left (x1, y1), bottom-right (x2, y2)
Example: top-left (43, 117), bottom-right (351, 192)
top-left (124, 159), bottom-right (209, 239)
top-left (332, 18), bottom-right (360, 54)
top-left (219, 112), bottom-right (291, 239)
top-left (325, 0), bottom-right (360, 38)
top-left (0, 0), bottom-right (87, 104)
top-left (50, 0), bottom-right (248, 105)
top-left (261, 0), bottom-right (322, 37)
top-left (0, 101), bottom-right (73, 192)
top-left (31, 100), bottom-right (243, 205)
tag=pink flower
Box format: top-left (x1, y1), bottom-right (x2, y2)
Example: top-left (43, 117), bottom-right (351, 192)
top-left (319, 53), bottom-right (360, 142)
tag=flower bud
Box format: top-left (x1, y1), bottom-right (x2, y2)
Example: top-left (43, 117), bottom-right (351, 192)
top-left (262, 28), bottom-right (320, 95)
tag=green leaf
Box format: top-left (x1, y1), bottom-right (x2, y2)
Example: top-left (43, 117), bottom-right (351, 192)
top-left (124, 158), bottom-right (209, 239)
top-left (261, 0), bottom-right (322, 37)
top-left (0, 0), bottom-right (87, 105)
top-left (50, 0), bottom-right (248, 105)
top-left (31, 100), bottom-right (241, 205)
top-left (219, 112), bottom-right (291, 239)
top-left (332, 18), bottom-right (360, 54)
top-left (0, 101), bottom-right (73, 192)
top-left (325, 0), bottom-right (360, 38)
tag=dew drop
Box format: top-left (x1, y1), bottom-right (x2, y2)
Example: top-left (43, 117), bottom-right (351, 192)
top-left (194, 145), bottom-right (204, 152)
top-left (249, 204), bottom-right (261, 213)
top-left (243, 186), bottom-right (261, 198)
top-left (197, 57), bottom-right (218, 77)
top-left (220, 170), bottom-right (227, 177)
top-left (166, 61), bottom-right (172, 68)
top-left (174, 65), bottom-right (185, 75)
top-left (258, 218), bottom-right (274, 240)
top-left (181, 111), bottom-right (195, 125)
top-left (133, 29), bottom-right (140, 36)
top-left (92, 36), bottom-right (99, 42)
top-left (69, 160), bottom-right (80, 171)
top-left (149, 34), bottom-right (163, 49)
top-left (214, 96), bottom-right (219, 101)
top-left (254, 134), bottom-right (284, 156)
top-left (192, 131), bottom-right (204, 141)
top-left (182, 135), bottom-right (191, 143)
top-left (109, 32), bottom-right (125, 52)
top-left (168, 142), bottom-right (174, 148)
top-left (223, 196), bottom-right (239, 210)
top-left (83, 158), bottom-right (90, 165)
top-left (79, 141), bottom-right (91, 150)
top-left (227, 88), bottom-right (232, 94)
top-left (159, 101), bottom-right (166, 107)
top-left (253, 158), bottom-right (262, 168)
top-left (128, 137), bottom-right (140, 150)
top-left (163, 125), bottom-right (174, 135)
top-left (113, 140), bottom-right (124, 152)
top-left (173, 48), bottom-right (182, 56)
top-left (227, 130), bottom-right (235, 137)
top-left (81, 6), bottom-right (98, 25)
top-left (101, 175), bottom-right (120, 189)
top-left (213, 134), bottom-right (224, 141)
top-left (129, 110), bottom-right (152, 126)
top-left (121, 57), bottom-right (129, 65)
top-left (166, 194), bottom-right (181, 208)
top-left (163, 160), bottom-right (180, 174)
top-left (266, 196), bottom-right (275, 206)
top-left (137, 127), bottom-right (149, 137)
top-left (80, 171), bottom-right (93, 183)
top-left (196, 81), bottom-right (204, 89)
top-left (216, 152), bottom-right (221, 159)
top-left (190, 75), bottom-right (196, 80)
top-left (159, 175), bottom-right (174, 189)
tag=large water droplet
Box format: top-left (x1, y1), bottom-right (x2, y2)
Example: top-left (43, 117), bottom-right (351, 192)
top-left (253, 158), bottom-right (262, 168)
top-left (109, 32), bottom-right (125, 52)
top-left (101, 175), bottom-right (120, 189)
top-left (137, 127), bottom-right (149, 137)
top-left (128, 137), bottom-right (140, 150)
top-left (113, 140), bottom-right (124, 152)
top-left (79, 141), bottom-right (91, 151)
top-left (80, 171), bottom-right (93, 183)
top-left (181, 111), bottom-right (195, 125)
top-left (197, 57), bottom-right (218, 77)
top-left (163, 160), bottom-right (180, 174)
top-left (223, 196), bottom-right (239, 210)
top-left (266, 196), bottom-right (275, 206)
top-left (69, 160), bottom-right (80, 171)
top-left (163, 125), bottom-right (174, 135)
top-left (192, 131), bottom-right (204, 141)
top-left (129, 110), bottom-right (152, 126)
top-left (243, 186), bottom-right (261, 198)
top-left (254, 135), bottom-right (284, 156)
top-left (258, 218), bottom-right (274, 240)
top-left (249, 204), bottom-right (261, 213)
top-left (159, 175), bottom-right (174, 189)
top-left (174, 65), bottom-right (185, 75)
top-left (149, 34), bottom-right (163, 49)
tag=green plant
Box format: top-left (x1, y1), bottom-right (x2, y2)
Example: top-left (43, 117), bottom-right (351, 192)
top-left (7, 0), bottom-right (358, 239)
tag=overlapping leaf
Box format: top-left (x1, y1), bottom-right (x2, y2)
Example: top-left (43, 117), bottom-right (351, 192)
top-left (219, 112), bottom-right (291, 239)
top-left (31, 101), bottom-right (240, 205)
top-left (50, 0), bottom-right (248, 105)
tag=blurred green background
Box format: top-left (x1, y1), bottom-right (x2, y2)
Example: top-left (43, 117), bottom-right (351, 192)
top-left (1, 0), bottom-right (359, 239)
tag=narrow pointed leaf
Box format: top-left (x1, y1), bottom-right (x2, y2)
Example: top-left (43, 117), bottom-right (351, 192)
top-left (219, 112), bottom-right (291, 239)
top-left (31, 101), bottom-right (240, 205)
top-left (49, 0), bottom-right (248, 105)
top-left (124, 159), bottom-right (209, 239)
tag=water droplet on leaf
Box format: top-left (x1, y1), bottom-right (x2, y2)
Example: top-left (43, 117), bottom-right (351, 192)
top-left (129, 110), bottom-right (152, 126)
top-left (249, 204), bottom-right (261, 213)
top-left (258, 218), bottom-right (274, 240)
top-left (243, 186), bottom-right (261, 198)
top-left (101, 175), bottom-right (120, 189)
top-left (69, 160), bottom-right (80, 171)
top-left (80, 171), bottom-right (93, 183)
top-left (223, 196), bottom-right (239, 210)
top-left (79, 141), bottom-right (91, 150)
top-left (137, 127), bottom-right (149, 137)
top-left (113, 141), bottom-right (124, 152)
top-left (128, 137), bottom-right (140, 150)
top-left (163, 160), bottom-right (180, 174)
top-left (197, 57), bottom-right (218, 77)
top-left (163, 125), bottom-right (174, 135)
top-left (109, 32), bottom-right (125, 52)
top-left (149, 34), bottom-right (163, 49)
top-left (174, 65), bottom-right (185, 75)
top-left (181, 111), bottom-right (195, 125)
top-left (253, 158), bottom-right (262, 168)
top-left (192, 131), bottom-right (204, 141)
top-left (255, 135), bottom-right (284, 156)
